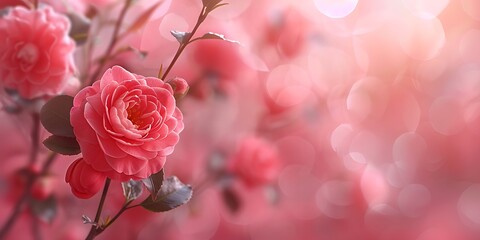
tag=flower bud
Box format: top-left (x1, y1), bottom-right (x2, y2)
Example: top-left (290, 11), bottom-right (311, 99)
top-left (166, 77), bottom-right (190, 100)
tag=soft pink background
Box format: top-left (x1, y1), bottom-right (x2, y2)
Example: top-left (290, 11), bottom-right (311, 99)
top-left (2, 0), bottom-right (480, 239)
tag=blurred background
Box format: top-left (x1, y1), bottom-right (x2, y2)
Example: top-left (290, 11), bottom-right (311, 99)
top-left (2, 0), bottom-right (480, 239)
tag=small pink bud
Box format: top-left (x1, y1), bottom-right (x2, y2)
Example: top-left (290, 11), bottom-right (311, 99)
top-left (166, 77), bottom-right (190, 100)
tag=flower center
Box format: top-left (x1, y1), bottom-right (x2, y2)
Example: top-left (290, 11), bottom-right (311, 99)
top-left (16, 43), bottom-right (39, 72)
top-left (127, 104), bottom-right (143, 127)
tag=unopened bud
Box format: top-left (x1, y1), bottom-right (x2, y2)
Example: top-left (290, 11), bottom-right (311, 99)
top-left (166, 77), bottom-right (189, 100)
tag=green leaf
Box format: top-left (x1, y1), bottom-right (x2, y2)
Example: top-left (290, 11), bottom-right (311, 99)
top-left (43, 135), bottom-right (81, 155)
top-left (141, 169), bottom-right (164, 201)
top-left (121, 179), bottom-right (144, 202)
top-left (40, 95), bottom-right (75, 138)
top-left (30, 195), bottom-right (57, 223)
top-left (141, 176), bottom-right (192, 212)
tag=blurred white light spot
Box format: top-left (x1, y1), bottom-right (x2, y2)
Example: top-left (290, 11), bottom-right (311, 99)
top-left (393, 132), bottom-right (427, 165)
top-left (396, 16), bottom-right (445, 60)
top-left (386, 163), bottom-right (411, 188)
top-left (343, 151), bottom-right (367, 171)
top-left (429, 97), bottom-right (465, 135)
top-left (462, 0), bottom-right (480, 21)
top-left (330, 124), bottom-right (355, 153)
top-left (459, 29), bottom-right (480, 62)
top-left (266, 64), bottom-right (312, 107)
top-left (402, 0), bottom-right (450, 18)
top-left (316, 180), bottom-right (354, 219)
top-left (158, 13), bottom-right (189, 41)
top-left (209, 0), bottom-right (252, 20)
top-left (398, 184), bottom-right (431, 218)
top-left (361, 165), bottom-right (389, 206)
top-left (314, 0), bottom-right (358, 18)
top-left (308, 47), bottom-right (356, 93)
top-left (349, 131), bottom-right (381, 164)
top-left (346, 85), bottom-right (372, 122)
top-left (458, 184), bottom-right (480, 229)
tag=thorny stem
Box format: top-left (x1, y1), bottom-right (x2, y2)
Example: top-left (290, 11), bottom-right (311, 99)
top-left (85, 178), bottom-right (111, 240)
top-left (84, 0), bottom-right (132, 87)
top-left (160, 6), bottom-right (208, 80)
top-left (0, 152), bottom-right (58, 240)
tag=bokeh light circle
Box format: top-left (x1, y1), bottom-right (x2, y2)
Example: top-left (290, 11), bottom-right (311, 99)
top-left (313, 0), bottom-right (358, 18)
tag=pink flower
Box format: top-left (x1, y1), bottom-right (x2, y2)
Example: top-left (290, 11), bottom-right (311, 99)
top-left (0, 6), bottom-right (75, 99)
top-left (70, 66), bottom-right (184, 181)
top-left (65, 158), bottom-right (106, 199)
top-left (228, 136), bottom-right (280, 187)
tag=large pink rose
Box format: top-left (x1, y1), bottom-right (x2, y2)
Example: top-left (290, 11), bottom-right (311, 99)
top-left (228, 136), bottom-right (280, 187)
top-left (0, 6), bottom-right (75, 99)
top-left (70, 66), bottom-right (184, 181)
top-left (65, 158), bottom-right (106, 199)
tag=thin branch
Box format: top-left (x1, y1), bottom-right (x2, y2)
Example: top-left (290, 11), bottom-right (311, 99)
top-left (0, 153), bottom-right (57, 239)
top-left (29, 113), bottom-right (40, 165)
top-left (160, 6), bottom-right (207, 80)
top-left (85, 178), bottom-right (111, 240)
top-left (84, 0), bottom-right (133, 87)
top-left (95, 200), bottom-right (134, 236)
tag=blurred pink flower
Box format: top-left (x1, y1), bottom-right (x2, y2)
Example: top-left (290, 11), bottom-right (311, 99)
top-left (229, 136), bottom-right (280, 188)
top-left (65, 158), bottom-right (106, 199)
top-left (0, 6), bottom-right (75, 99)
top-left (0, 0), bottom-right (25, 9)
top-left (70, 66), bottom-right (184, 181)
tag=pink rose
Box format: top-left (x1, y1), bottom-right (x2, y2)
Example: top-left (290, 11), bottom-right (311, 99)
top-left (65, 158), bottom-right (106, 199)
top-left (70, 66), bottom-right (184, 181)
top-left (0, 6), bottom-right (75, 99)
top-left (228, 136), bottom-right (280, 187)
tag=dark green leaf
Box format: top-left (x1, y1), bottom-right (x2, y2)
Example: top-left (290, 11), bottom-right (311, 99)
top-left (43, 135), bottom-right (80, 155)
top-left (122, 179), bottom-right (144, 201)
top-left (141, 176), bottom-right (192, 212)
top-left (40, 95), bottom-right (75, 137)
top-left (222, 187), bottom-right (241, 213)
top-left (142, 169), bottom-right (164, 201)
top-left (30, 195), bottom-right (57, 223)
